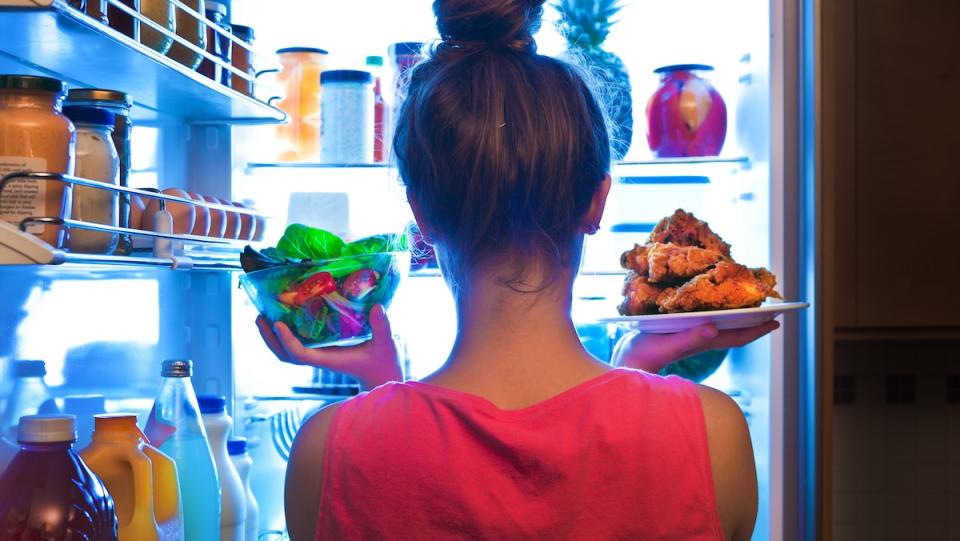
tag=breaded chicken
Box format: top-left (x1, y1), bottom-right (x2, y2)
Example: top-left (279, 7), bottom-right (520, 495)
top-left (618, 272), bottom-right (665, 315)
top-left (648, 209), bottom-right (732, 258)
top-left (619, 243), bottom-right (649, 274)
top-left (645, 242), bottom-right (724, 283)
top-left (657, 261), bottom-right (780, 313)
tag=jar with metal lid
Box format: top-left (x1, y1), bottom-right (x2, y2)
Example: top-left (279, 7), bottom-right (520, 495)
top-left (0, 75), bottom-right (75, 249)
top-left (66, 88), bottom-right (134, 255)
top-left (62, 106), bottom-right (119, 255)
top-left (198, 1), bottom-right (232, 85)
top-left (230, 25), bottom-right (255, 96)
top-left (166, 0), bottom-right (206, 69)
top-left (140, 0), bottom-right (175, 54)
top-left (274, 47), bottom-right (327, 162)
top-left (320, 70), bottom-right (374, 164)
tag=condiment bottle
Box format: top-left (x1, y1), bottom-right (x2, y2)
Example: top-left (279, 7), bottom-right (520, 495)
top-left (140, 0), bottom-right (176, 54)
top-left (80, 414), bottom-right (185, 541)
top-left (320, 70), bottom-right (374, 164)
top-left (0, 414), bottom-right (119, 541)
top-left (230, 25), bottom-right (256, 96)
top-left (144, 360), bottom-right (221, 541)
top-left (227, 438), bottom-right (259, 541)
top-left (366, 55), bottom-right (387, 163)
top-left (0, 360), bottom-right (59, 446)
top-left (0, 75), bottom-right (75, 248)
top-left (166, 0), bottom-right (207, 69)
top-left (66, 89), bottom-right (135, 255)
top-left (198, 1), bottom-right (232, 85)
top-left (199, 396), bottom-right (246, 541)
top-left (88, 0), bottom-right (141, 41)
top-left (63, 105), bottom-right (120, 255)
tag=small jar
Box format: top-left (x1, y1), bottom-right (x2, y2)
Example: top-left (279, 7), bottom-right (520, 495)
top-left (140, 0), bottom-right (175, 54)
top-left (62, 106), bottom-right (119, 255)
top-left (198, 2), bottom-right (232, 86)
top-left (320, 70), bottom-right (374, 164)
top-left (166, 0), bottom-right (207, 70)
top-left (230, 25), bottom-right (255, 96)
top-left (66, 89), bottom-right (134, 255)
top-left (0, 75), bottom-right (75, 249)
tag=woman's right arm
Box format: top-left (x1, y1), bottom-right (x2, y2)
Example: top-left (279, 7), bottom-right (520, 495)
top-left (696, 385), bottom-right (758, 541)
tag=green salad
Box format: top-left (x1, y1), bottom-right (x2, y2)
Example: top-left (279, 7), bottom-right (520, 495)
top-left (240, 225), bottom-right (408, 347)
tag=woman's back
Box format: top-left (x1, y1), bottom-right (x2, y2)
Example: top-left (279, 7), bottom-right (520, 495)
top-left (312, 369), bottom-right (737, 540)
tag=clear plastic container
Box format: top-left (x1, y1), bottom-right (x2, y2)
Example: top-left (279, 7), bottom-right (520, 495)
top-left (199, 396), bottom-right (246, 541)
top-left (144, 360), bottom-right (220, 541)
top-left (319, 69), bottom-right (374, 164)
top-left (0, 360), bottom-right (59, 446)
top-left (63, 105), bottom-right (120, 255)
top-left (0, 414), bottom-right (118, 540)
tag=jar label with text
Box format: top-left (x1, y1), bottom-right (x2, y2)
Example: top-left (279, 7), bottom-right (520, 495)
top-left (0, 157), bottom-right (48, 234)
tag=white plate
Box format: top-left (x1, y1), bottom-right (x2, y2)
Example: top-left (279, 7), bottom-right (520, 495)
top-left (597, 301), bottom-right (809, 334)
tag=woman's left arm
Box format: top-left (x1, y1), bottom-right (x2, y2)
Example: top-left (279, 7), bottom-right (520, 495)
top-left (285, 404), bottom-right (340, 541)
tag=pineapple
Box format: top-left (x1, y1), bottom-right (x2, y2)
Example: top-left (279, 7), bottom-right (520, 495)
top-left (554, 0), bottom-right (634, 159)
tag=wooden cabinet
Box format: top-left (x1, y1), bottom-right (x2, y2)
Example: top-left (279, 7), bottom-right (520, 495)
top-left (825, 0), bottom-right (960, 330)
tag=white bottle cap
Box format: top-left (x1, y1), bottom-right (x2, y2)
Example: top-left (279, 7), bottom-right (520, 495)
top-left (18, 414), bottom-right (77, 443)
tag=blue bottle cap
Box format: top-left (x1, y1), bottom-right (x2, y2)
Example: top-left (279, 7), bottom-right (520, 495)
top-left (197, 395), bottom-right (226, 414)
top-left (227, 437), bottom-right (248, 455)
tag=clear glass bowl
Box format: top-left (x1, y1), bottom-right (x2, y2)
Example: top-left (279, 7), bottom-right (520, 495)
top-left (240, 252), bottom-right (408, 347)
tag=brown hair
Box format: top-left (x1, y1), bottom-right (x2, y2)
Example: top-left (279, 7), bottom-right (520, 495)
top-left (394, 0), bottom-right (611, 292)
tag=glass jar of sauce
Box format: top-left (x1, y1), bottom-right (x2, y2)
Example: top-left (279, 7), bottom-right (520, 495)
top-left (140, 0), bottom-right (175, 54)
top-left (166, 0), bottom-right (207, 69)
top-left (0, 75), bottom-right (75, 248)
top-left (66, 89), bottom-right (134, 255)
top-left (198, 1), bottom-right (232, 86)
top-left (230, 25), bottom-right (255, 96)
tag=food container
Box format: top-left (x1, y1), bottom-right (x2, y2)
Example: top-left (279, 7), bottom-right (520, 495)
top-left (366, 55), bottom-right (387, 163)
top-left (140, 0), bottom-right (175, 54)
top-left (198, 1), bottom-right (232, 85)
top-left (166, 0), bottom-right (207, 69)
top-left (229, 25), bottom-right (255, 96)
top-left (65, 89), bottom-right (134, 254)
top-left (272, 47), bottom-right (328, 162)
top-left (0, 75), bottom-right (75, 249)
top-left (88, 0), bottom-right (140, 40)
top-left (63, 105), bottom-right (120, 255)
top-left (320, 70), bottom-right (374, 164)
top-left (645, 64), bottom-right (727, 158)
top-left (240, 252), bottom-right (407, 348)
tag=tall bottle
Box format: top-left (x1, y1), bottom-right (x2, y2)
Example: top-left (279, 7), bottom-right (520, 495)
top-left (144, 360), bottom-right (220, 541)
top-left (81, 414), bottom-right (185, 541)
top-left (0, 360), bottom-right (58, 444)
top-left (228, 438), bottom-right (259, 541)
top-left (199, 395), bottom-right (246, 541)
top-left (366, 55), bottom-right (387, 163)
top-left (0, 414), bottom-right (118, 540)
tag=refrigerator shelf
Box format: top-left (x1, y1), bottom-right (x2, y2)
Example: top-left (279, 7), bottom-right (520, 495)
top-left (0, 1), bottom-right (286, 124)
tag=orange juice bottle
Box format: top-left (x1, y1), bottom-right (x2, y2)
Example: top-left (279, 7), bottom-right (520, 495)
top-left (274, 47), bottom-right (327, 161)
top-left (81, 414), bottom-right (185, 541)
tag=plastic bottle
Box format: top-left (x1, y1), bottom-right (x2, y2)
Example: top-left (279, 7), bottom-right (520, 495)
top-left (81, 414), bottom-right (185, 541)
top-left (228, 438), bottom-right (259, 541)
top-left (366, 55), bottom-right (387, 163)
top-left (0, 360), bottom-right (59, 444)
top-left (144, 360), bottom-right (220, 541)
top-left (199, 395), bottom-right (246, 541)
top-left (0, 414), bottom-right (118, 540)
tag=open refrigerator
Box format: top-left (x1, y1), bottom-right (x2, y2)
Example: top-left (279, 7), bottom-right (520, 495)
top-left (0, 0), bottom-right (818, 540)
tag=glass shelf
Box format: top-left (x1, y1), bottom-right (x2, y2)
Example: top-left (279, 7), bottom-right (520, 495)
top-left (0, 1), bottom-right (285, 124)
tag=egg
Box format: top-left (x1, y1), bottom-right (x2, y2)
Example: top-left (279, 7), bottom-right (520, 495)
top-left (128, 194), bottom-right (146, 230)
top-left (219, 197), bottom-right (241, 240)
top-left (188, 192), bottom-right (210, 237)
top-left (253, 213), bottom-right (266, 241)
top-left (143, 188), bottom-right (196, 235)
top-left (234, 202), bottom-right (256, 241)
top-left (202, 195), bottom-right (227, 238)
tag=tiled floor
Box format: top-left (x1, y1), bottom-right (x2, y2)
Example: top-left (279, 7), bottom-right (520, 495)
top-left (832, 340), bottom-right (960, 541)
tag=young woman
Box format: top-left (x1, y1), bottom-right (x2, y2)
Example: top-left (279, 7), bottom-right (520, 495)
top-left (258, 1), bottom-right (776, 538)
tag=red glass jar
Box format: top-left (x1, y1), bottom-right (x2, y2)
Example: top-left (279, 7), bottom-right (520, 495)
top-left (645, 64), bottom-right (727, 158)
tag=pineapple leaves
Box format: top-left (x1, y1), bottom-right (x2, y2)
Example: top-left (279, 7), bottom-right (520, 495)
top-left (554, 0), bottom-right (622, 51)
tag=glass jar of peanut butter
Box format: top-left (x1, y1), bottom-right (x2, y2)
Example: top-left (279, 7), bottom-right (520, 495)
top-left (0, 75), bottom-right (75, 248)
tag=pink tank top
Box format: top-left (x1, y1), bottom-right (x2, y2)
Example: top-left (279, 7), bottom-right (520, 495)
top-left (317, 368), bottom-right (724, 540)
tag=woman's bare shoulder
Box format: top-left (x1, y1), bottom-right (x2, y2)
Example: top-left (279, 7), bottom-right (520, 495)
top-left (695, 383), bottom-right (758, 541)
top-left (284, 402), bottom-right (343, 541)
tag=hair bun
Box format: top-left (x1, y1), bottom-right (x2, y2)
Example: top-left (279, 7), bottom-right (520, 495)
top-left (434, 0), bottom-right (545, 53)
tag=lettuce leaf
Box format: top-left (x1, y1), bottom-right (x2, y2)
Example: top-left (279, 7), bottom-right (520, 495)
top-left (341, 233), bottom-right (409, 257)
top-left (275, 225), bottom-right (344, 261)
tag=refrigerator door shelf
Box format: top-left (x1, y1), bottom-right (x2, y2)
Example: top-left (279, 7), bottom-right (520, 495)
top-left (0, 220), bottom-right (62, 265)
top-left (0, 1), bottom-right (285, 124)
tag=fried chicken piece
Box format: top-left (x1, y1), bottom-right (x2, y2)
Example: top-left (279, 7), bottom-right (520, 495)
top-left (646, 242), bottom-right (724, 283)
top-left (618, 272), bottom-right (666, 315)
top-left (657, 261), bottom-right (780, 313)
top-left (648, 209), bottom-right (732, 258)
top-left (619, 243), bottom-right (649, 274)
